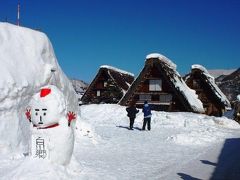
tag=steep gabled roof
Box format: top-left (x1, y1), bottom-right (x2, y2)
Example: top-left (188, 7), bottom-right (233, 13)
top-left (100, 65), bottom-right (134, 93)
top-left (186, 64), bottom-right (231, 109)
top-left (81, 65), bottom-right (134, 103)
top-left (119, 53), bottom-right (204, 113)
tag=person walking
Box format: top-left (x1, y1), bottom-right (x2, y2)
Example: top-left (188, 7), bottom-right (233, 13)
top-left (126, 102), bottom-right (139, 130)
top-left (142, 101), bottom-right (152, 131)
top-left (234, 95), bottom-right (240, 123)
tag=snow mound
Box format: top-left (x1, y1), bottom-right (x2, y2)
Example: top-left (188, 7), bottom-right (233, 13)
top-left (0, 23), bottom-right (78, 155)
top-left (1, 156), bottom-right (82, 180)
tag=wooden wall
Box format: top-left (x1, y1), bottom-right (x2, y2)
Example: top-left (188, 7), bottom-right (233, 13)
top-left (127, 66), bottom-right (186, 111)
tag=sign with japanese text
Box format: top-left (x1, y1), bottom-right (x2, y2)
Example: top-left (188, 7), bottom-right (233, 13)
top-left (31, 134), bottom-right (49, 160)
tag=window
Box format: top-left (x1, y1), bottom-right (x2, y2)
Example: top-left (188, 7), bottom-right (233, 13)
top-left (149, 79), bottom-right (162, 91)
top-left (159, 94), bottom-right (172, 103)
top-left (104, 81), bottom-right (107, 87)
top-left (139, 94), bottom-right (151, 101)
top-left (97, 90), bottom-right (101, 97)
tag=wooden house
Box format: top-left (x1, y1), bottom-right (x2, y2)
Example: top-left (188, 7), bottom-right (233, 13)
top-left (119, 53), bottom-right (204, 113)
top-left (185, 64), bottom-right (231, 116)
top-left (81, 65), bottom-right (134, 104)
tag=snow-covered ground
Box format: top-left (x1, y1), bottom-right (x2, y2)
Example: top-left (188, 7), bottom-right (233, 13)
top-left (75, 104), bottom-right (240, 180)
top-left (1, 104), bottom-right (240, 179)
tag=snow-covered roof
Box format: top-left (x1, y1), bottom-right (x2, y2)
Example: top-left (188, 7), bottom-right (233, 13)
top-left (121, 53), bottom-right (204, 113)
top-left (192, 64), bottom-right (214, 80)
top-left (146, 53), bottom-right (177, 71)
top-left (81, 65), bottom-right (134, 104)
top-left (168, 66), bottom-right (204, 113)
top-left (147, 56), bottom-right (204, 113)
top-left (174, 77), bottom-right (204, 113)
top-left (101, 65), bottom-right (134, 92)
top-left (100, 65), bottom-right (134, 77)
top-left (191, 64), bottom-right (231, 108)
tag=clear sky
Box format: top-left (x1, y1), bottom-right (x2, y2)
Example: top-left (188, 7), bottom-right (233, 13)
top-left (1, 0), bottom-right (240, 82)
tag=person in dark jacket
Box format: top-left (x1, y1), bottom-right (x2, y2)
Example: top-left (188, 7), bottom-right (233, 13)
top-left (142, 101), bottom-right (152, 131)
top-left (234, 95), bottom-right (240, 123)
top-left (126, 102), bottom-right (139, 130)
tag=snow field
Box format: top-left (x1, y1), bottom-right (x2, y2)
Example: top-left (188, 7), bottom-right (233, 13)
top-left (74, 104), bottom-right (240, 179)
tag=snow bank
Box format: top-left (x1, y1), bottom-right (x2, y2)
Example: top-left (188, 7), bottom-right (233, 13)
top-left (0, 23), bottom-right (78, 154)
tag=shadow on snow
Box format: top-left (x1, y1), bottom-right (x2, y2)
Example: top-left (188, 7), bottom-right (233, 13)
top-left (178, 138), bottom-right (240, 180)
top-left (116, 125), bottom-right (142, 131)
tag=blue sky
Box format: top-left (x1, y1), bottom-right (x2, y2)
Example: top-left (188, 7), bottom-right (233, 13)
top-left (1, 0), bottom-right (240, 82)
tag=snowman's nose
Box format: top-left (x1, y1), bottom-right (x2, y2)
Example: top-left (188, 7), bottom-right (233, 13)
top-left (38, 116), bottom-right (43, 124)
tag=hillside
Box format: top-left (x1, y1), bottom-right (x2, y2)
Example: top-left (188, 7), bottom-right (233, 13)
top-left (71, 79), bottom-right (88, 95)
top-left (208, 69), bottom-right (236, 78)
top-left (217, 68), bottom-right (240, 102)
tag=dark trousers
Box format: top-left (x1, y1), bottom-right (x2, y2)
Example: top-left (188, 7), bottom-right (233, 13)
top-left (129, 117), bottom-right (135, 129)
top-left (142, 117), bottom-right (151, 130)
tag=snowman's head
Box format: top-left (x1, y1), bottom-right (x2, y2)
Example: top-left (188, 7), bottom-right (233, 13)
top-left (29, 85), bottom-right (66, 127)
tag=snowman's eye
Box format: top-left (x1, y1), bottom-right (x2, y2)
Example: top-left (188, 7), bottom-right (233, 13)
top-left (42, 109), bottom-right (47, 116)
top-left (35, 109), bottom-right (39, 116)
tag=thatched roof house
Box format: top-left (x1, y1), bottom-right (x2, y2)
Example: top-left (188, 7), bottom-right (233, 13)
top-left (81, 65), bottom-right (134, 104)
top-left (185, 64), bottom-right (231, 116)
top-left (119, 53), bottom-right (204, 113)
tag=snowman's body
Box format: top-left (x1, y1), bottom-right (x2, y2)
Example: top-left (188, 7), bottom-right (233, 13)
top-left (28, 86), bottom-right (76, 165)
top-left (30, 120), bottom-right (74, 165)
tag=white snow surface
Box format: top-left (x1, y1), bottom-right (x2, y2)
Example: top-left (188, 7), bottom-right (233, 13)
top-left (1, 104), bottom-right (240, 179)
top-left (101, 65), bottom-right (134, 77)
top-left (0, 23), bottom-right (78, 155)
top-left (192, 64), bottom-right (231, 109)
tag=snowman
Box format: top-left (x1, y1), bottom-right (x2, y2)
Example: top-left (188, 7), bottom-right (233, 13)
top-left (25, 85), bottom-right (76, 165)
